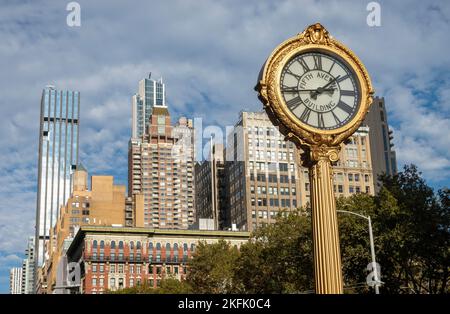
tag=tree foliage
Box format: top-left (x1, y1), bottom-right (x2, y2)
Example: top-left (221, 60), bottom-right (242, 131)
top-left (113, 164), bottom-right (448, 294)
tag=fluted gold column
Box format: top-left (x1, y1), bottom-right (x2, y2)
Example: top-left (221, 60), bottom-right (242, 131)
top-left (306, 145), bottom-right (343, 294)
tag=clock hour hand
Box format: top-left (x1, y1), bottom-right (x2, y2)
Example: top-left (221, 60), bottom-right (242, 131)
top-left (282, 88), bottom-right (335, 93)
top-left (311, 75), bottom-right (340, 99)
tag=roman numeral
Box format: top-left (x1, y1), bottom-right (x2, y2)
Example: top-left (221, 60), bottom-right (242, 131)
top-left (286, 96), bottom-right (302, 110)
top-left (285, 69), bottom-right (302, 80)
top-left (329, 61), bottom-right (336, 73)
top-left (299, 107), bottom-right (312, 123)
top-left (297, 58), bottom-right (310, 73)
top-left (332, 111), bottom-right (341, 125)
top-left (281, 86), bottom-right (298, 92)
top-left (318, 113), bottom-right (325, 128)
top-left (336, 74), bottom-right (350, 83)
top-left (313, 55), bottom-right (322, 70)
top-left (337, 100), bottom-right (353, 114)
top-left (340, 90), bottom-right (355, 96)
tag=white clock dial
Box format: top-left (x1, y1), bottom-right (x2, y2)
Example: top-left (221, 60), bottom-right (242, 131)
top-left (280, 51), bottom-right (360, 130)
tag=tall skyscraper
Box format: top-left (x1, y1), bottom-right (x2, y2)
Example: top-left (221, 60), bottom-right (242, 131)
top-left (131, 74), bottom-right (166, 138)
top-left (195, 143), bottom-right (227, 230)
top-left (225, 111), bottom-right (374, 232)
top-left (9, 267), bottom-right (22, 294)
top-left (21, 236), bottom-right (35, 294)
top-left (129, 77), bottom-right (195, 229)
top-left (363, 96), bottom-right (397, 192)
top-left (35, 86), bottom-right (80, 267)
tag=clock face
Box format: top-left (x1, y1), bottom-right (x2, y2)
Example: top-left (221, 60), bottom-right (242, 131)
top-left (280, 51), bottom-right (361, 130)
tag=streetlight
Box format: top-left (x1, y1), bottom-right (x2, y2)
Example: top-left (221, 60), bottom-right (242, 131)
top-left (337, 208), bottom-right (381, 294)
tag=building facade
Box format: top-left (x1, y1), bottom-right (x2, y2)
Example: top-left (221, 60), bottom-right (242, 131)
top-left (65, 226), bottom-right (249, 294)
top-left (9, 267), bottom-right (22, 294)
top-left (363, 96), bottom-right (397, 192)
top-left (225, 111), bottom-right (374, 232)
top-left (128, 105), bottom-right (195, 229)
top-left (131, 75), bottom-right (166, 138)
top-left (21, 236), bottom-right (35, 294)
top-left (195, 143), bottom-right (227, 230)
top-left (35, 85), bottom-right (80, 267)
top-left (42, 168), bottom-right (144, 293)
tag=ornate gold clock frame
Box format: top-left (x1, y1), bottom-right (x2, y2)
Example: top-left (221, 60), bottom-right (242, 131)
top-left (256, 23), bottom-right (374, 294)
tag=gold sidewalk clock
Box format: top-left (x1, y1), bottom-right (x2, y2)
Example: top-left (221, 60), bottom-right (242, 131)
top-left (256, 23), bottom-right (374, 294)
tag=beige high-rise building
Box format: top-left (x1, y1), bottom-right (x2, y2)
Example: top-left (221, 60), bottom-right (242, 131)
top-left (363, 96), bottom-right (397, 192)
top-left (226, 111), bottom-right (374, 232)
top-left (128, 105), bottom-right (195, 229)
top-left (42, 167), bottom-right (144, 293)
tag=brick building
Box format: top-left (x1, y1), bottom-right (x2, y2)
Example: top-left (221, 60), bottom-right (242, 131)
top-left (66, 226), bottom-right (249, 294)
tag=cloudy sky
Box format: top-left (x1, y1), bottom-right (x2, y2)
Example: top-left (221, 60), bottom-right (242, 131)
top-left (0, 0), bottom-right (449, 293)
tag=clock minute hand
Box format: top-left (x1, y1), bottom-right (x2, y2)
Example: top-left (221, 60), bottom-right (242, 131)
top-left (282, 88), bottom-right (335, 93)
top-left (311, 75), bottom-right (340, 99)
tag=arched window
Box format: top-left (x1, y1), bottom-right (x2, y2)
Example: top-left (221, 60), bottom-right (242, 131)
top-left (111, 241), bottom-right (116, 249)
top-left (119, 241), bottom-right (124, 250)
top-left (173, 243), bottom-right (179, 262)
top-left (166, 243), bottom-right (171, 262)
top-left (130, 241), bottom-right (134, 249)
top-left (183, 243), bottom-right (188, 262)
top-left (93, 240), bottom-right (98, 248)
top-left (191, 244), bottom-right (195, 252)
top-left (100, 241), bottom-right (105, 249)
top-left (156, 243), bottom-right (161, 262)
top-left (136, 241), bottom-right (141, 250)
top-left (148, 242), bottom-right (154, 262)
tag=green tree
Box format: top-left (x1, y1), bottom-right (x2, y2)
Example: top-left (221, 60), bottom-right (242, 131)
top-left (186, 240), bottom-right (240, 293)
top-left (234, 209), bottom-right (314, 293)
top-left (375, 165), bottom-right (450, 293)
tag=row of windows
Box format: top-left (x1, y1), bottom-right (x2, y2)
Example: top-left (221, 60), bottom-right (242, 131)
top-left (251, 198), bottom-right (297, 208)
top-left (92, 241), bottom-right (195, 252)
top-left (250, 186), bottom-right (296, 195)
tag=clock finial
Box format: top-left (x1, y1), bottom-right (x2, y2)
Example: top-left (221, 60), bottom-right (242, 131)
top-left (299, 23), bottom-right (331, 45)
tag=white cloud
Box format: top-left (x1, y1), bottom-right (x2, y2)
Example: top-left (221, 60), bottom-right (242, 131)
top-left (0, 0), bottom-right (449, 292)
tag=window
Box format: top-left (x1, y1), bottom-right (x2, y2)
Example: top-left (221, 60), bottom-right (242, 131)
top-left (110, 278), bottom-right (115, 289)
top-left (99, 278), bottom-right (104, 287)
top-left (348, 174), bottom-right (353, 181)
top-left (305, 183), bottom-right (310, 192)
top-left (129, 279), bottom-right (134, 287)
top-left (92, 264), bottom-right (97, 273)
top-left (92, 278), bottom-right (97, 286)
top-left (119, 241), bottom-right (124, 250)
top-left (118, 265), bottom-right (123, 274)
top-left (136, 266), bottom-right (141, 274)
top-left (355, 174), bottom-right (360, 182)
top-left (129, 265), bottom-right (134, 274)
top-left (93, 240), bottom-right (98, 249)
top-left (338, 185), bottom-right (343, 193)
top-left (110, 264), bottom-right (115, 273)
top-left (99, 264), bottom-right (104, 273)
top-left (111, 241), bottom-right (116, 249)
top-left (166, 243), bottom-right (171, 262)
top-left (349, 186), bottom-right (355, 193)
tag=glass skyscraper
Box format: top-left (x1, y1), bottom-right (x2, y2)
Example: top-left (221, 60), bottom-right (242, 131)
top-left (131, 74), bottom-right (166, 138)
top-left (35, 86), bottom-right (80, 267)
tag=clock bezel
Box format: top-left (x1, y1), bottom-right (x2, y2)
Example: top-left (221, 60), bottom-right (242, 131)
top-left (256, 23), bottom-right (374, 147)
